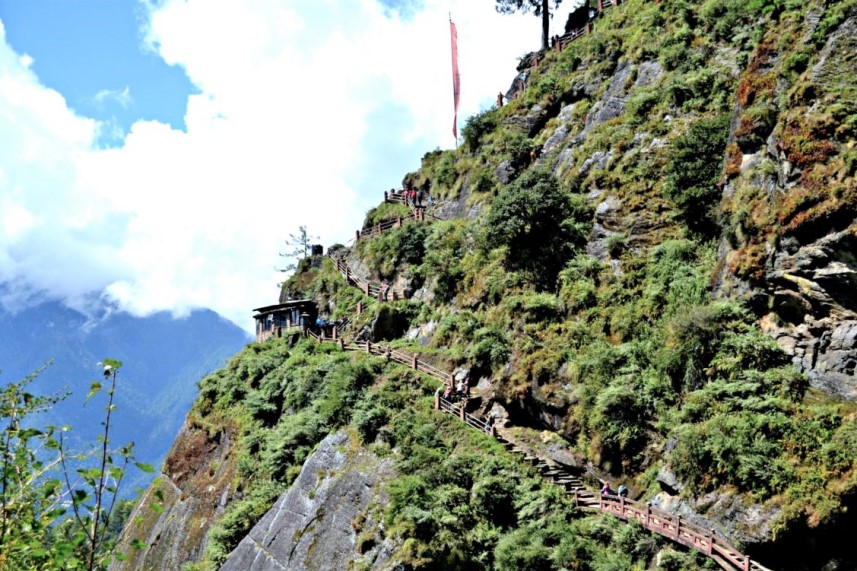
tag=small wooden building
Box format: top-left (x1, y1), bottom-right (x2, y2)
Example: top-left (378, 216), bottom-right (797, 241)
top-left (253, 300), bottom-right (318, 343)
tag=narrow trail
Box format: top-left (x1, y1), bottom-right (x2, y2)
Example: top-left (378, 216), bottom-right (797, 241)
top-left (299, 191), bottom-right (774, 571)
top-left (290, 3), bottom-right (777, 565)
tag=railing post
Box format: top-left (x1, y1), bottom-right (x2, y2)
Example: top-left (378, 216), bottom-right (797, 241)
top-left (645, 504), bottom-right (651, 528)
top-left (412, 355), bottom-right (418, 370)
top-left (397, 216), bottom-right (402, 228)
top-left (356, 301), bottom-right (363, 315)
top-left (384, 190), bottom-right (389, 202)
top-left (434, 391), bottom-right (440, 410)
top-left (586, 22), bottom-right (591, 34)
top-left (620, 495), bottom-right (625, 517)
top-left (365, 340), bottom-right (371, 353)
top-left (675, 515), bottom-right (681, 540)
top-left (460, 399), bottom-right (466, 420)
top-left (339, 339), bottom-right (345, 350)
top-left (597, 0), bottom-right (603, 11)
top-left (364, 283), bottom-right (370, 296)
top-left (355, 230), bottom-right (360, 242)
top-left (332, 326), bottom-right (337, 340)
top-left (345, 267), bottom-right (351, 282)
top-left (744, 558), bottom-right (750, 571)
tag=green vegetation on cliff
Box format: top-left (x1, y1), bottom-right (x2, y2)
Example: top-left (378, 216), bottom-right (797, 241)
top-left (122, 0), bottom-right (857, 569)
top-left (170, 335), bottom-right (708, 571)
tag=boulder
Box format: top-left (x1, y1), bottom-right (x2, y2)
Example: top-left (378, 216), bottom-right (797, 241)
top-left (220, 431), bottom-right (396, 571)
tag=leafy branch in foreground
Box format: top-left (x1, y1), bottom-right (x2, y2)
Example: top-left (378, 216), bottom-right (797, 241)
top-left (0, 360), bottom-right (153, 570)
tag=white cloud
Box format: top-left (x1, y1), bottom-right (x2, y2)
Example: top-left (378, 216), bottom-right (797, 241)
top-left (0, 0), bottom-right (578, 332)
top-left (93, 85), bottom-right (133, 109)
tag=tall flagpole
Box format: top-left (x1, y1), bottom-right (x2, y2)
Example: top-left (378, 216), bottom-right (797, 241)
top-left (449, 13), bottom-right (460, 148)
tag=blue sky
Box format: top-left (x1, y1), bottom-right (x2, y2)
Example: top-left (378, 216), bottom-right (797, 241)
top-left (0, 0), bottom-right (194, 143)
top-left (0, 0), bottom-right (581, 331)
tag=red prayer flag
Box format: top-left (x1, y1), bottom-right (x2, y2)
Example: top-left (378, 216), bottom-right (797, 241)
top-left (450, 19), bottom-right (460, 141)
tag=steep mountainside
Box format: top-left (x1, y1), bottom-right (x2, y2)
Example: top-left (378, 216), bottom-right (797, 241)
top-left (0, 301), bottom-right (249, 493)
top-left (116, 1), bottom-right (857, 570)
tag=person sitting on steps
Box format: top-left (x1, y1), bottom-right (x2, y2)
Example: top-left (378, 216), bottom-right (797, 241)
top-left (600, 481), bottom-right (613, 496)
top-left (617, 483), bottom-right (628, 498)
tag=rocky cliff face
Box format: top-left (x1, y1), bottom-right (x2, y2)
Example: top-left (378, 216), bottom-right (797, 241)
top-left (220, 431), bottom-right (396, 571)
top-left (717, 11), bottom-right (857, 402)
top-left (110, 419), bottom-right (238, 571)
top-left (117, 3), bottom-right (857, 570)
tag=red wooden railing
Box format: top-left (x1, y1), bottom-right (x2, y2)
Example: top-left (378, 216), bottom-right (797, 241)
top-left (521, 0), bottom-right (625, 69)
top-left (303, 302), bottom-right (768, 571)
top-left (306, 333), bottom-right (454, 386)
top-left (328, 254), bottom-right (409, 301)
top-left (596, 494), bottom-right (770, 570)
top-left (356, 211), bottom-right (426, 242)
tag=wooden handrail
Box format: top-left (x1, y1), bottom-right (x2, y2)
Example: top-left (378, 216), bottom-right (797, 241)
top-left (359, 215), bottom-right (413, 237)
top-left (303, 108), bottom-right (764, 568)
top-left (306, 322), bottom-right (761, 571)
top-left (327, 253), bottom-right (409, 302)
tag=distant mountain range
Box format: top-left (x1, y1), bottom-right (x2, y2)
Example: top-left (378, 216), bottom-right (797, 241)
top-left (0, 300), bottom-right (251, 493)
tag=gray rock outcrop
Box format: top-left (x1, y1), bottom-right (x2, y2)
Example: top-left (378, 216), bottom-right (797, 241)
top-left (716, 15), bottom-right (857, 401)
top-left (219, 431), bottom-right (396, 571)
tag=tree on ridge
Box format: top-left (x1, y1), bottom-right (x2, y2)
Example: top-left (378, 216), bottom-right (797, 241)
top-left (495, 0), bottom-right (566, 51)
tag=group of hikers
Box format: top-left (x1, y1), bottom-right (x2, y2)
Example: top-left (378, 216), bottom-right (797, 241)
top-left (315, 316), bottom-right (341, 337)
top-left (392, 187), bottom-right (432, 209)
top-left (601, 481), bottom-right (629, 498)
top-left (442, 374), bottom-right (471, 401)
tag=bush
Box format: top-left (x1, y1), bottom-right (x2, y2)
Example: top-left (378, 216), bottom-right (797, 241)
top-left (462, 108), bottom-right (499, 152)
top-left (482, 171), bottom-right (592, 290)
top-left (662, 114), bottom-right (731, 236)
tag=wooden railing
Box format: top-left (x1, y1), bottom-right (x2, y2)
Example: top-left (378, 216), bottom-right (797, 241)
top-left (328, 254), bottom-right (409, 301)
top-left (436, 394), bottom-right (496, 435)
top-left (520, 0), bottom-right (624, 71)
top-left (597, 494), bottom-right (763, 571)
top-left (305, 317), bottom-right (766, 571)
top-left (438, 399), bottom-right (761, 570)
top-left (356, 211), bottom-right (425, 242)
top-left (306, 333), bottom-right (454, 385)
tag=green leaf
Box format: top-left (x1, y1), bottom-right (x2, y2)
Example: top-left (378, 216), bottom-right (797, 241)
top-left (86, 381), bottom-right (102, 402)
top-left (134, 462), bottom-right (155, 474)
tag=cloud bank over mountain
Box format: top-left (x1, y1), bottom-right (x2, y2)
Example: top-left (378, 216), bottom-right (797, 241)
top-left (0, 1), bottom-right (569, 330)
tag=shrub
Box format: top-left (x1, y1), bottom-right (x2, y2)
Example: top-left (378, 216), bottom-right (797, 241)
top-left (662, 114), bottom-right (731, 236)
top-left (482, 171), bottom-right (592, 290)
top-left (462, 108), bottom-right (499, 151)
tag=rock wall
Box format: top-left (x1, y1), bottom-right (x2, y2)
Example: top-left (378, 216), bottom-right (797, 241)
top-left (717, 13), bottom-right (857, 401)
top-left (110, 419), bottom-right (238, 571)
top-left (219, 431), bottom-right (397, 571)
